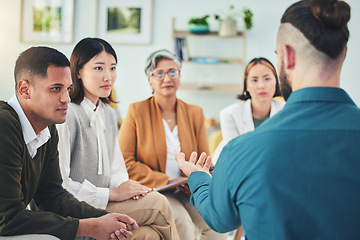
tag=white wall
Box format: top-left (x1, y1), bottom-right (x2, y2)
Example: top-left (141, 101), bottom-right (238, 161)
top-left (1, 0), bottom-right (359, 122)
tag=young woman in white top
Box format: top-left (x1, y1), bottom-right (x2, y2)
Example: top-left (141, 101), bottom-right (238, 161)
top-left (213, 57), bottom-right (285, 163)
top-left (56, 38), bottom-right (179, 240)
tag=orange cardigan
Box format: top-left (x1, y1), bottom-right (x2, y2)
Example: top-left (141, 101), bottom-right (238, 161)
top-left (118, 97), bottom-right (209, 188)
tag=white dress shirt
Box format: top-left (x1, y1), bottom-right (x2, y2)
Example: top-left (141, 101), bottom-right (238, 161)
top-left (8, 95), bottom-right (50, 158)
top-left (56, 98), bottom-right (128, 209)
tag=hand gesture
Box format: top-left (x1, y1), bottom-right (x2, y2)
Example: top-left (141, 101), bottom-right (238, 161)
top-left (109, 180), bottom-right (151, 202)
top-left (173, 150), bottom-right (212, 177)
top-left (78, 213), bottom-right (139, 240)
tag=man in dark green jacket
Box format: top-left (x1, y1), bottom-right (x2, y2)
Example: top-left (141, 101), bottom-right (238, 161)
top-left (0, 46), bottom-right (138, 240)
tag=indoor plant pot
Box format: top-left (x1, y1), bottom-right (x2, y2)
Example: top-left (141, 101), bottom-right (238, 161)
top-left (215, 5), bottom-right (253, 36)
top-left (188, 15), bottom-right (210, 34)
top-left (219, 19), bottom-right (237, 37)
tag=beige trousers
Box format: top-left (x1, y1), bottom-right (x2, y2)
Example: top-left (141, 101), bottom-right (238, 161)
top-left (106, 191), bottom-right (179, 240)
top-left (163, 190), bottom-right (228, 240)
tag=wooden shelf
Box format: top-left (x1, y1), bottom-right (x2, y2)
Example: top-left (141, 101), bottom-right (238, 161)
top-left (180, 83), bottom-right (241, 93)
top-left (172, 18), bottom-right (246, 93)
top-left (183, 58), bottom-right (244, 65)
top-left (172, 30), bottom-right (245, 38)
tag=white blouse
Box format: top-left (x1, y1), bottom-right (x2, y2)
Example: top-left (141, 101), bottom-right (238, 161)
top-left (162, 119), bottom-right (181, 180)
top-left (56, 98), bottom-right (128, 209)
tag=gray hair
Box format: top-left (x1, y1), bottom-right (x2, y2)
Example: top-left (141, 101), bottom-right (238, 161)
top-left (144, 49), bottom-right (182, 78)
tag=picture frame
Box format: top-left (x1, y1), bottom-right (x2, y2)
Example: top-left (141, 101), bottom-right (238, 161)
top-left (97, 0), bottom-right (153, 44)
top-left (21, 0), bottom-right (74, 43)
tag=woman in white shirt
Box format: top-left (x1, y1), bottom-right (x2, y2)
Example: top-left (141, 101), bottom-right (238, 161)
top-left (56, 38), bottom-right (179, 240)
top-left (213, 57), bottom-right (285, 163)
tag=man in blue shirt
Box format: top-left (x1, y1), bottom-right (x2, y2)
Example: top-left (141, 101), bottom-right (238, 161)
top-left (175, 0), bottom-right (360, 239)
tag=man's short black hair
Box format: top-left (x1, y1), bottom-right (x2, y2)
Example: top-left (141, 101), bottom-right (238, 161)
top-left (14, 46), bottom-right (70, 87)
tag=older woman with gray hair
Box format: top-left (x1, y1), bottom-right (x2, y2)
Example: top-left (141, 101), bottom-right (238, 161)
top-left (118, 49), bottom-right (227, 240)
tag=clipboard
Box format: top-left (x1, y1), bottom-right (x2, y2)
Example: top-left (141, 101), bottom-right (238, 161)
top-left (152, 178), bottom-right (188, 192)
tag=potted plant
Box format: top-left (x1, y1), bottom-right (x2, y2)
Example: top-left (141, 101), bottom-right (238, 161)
top-left (188, 15), bottom-right (210, 34)
top-left (215, 5), bottom-right (253, 37)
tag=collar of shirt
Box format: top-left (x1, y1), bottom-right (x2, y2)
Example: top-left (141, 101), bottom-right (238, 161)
top-left (285, 87), bottom-right (355, 106)
top-left (8, 95), bottom-right (50, 158)
top-left (80, 97), bottom-right (105, 125)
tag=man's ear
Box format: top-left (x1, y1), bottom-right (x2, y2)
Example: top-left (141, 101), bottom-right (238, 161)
top-left (17, 79), bottom-right (31, 99)
top-left (283, 44), bottom-right (295, 70)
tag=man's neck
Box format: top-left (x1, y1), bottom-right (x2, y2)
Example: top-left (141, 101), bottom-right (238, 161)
top-left (18, 100), bottom-right (46, 135)
top-left (291, 61), bottom-right (342, 92)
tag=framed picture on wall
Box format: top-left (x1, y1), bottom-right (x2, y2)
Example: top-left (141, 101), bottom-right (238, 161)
top-left (21, 0), bottom-right (74, 43)
top-left (97, 0), bottom-right (153, 44)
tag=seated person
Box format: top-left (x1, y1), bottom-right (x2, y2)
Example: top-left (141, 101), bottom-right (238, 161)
top-left (56, 37), bottom-right (179, 240)
top-left (174, 0), bottom-right (360, 239)
top-left (118, 49), bottom-right (227, 240)
top-left (0, 46), bottom-right (137, 240)
top-left (212, 57), bottom-right (284, 163)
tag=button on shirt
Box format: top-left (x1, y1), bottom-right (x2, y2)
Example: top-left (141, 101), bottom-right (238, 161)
top-left (188, 87), bottom-right (360, 240)
top-left (8, 95), bottom-right (50, 158)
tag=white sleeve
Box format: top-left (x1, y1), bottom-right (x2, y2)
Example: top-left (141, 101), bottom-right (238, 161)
top-left (56, 123), bottom-right (109, 210)
top-left (220, 108), bottom-right (240, 141)
top-left (109, 136), bottom-right (129, 189)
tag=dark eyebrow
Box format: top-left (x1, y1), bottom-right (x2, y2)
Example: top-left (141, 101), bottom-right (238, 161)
top-left (50, 83), bottom-right (73, 88)
top-left (94, 62), bottom-right (117, 65)
top-left (50, 83), bottom-right (64, 87)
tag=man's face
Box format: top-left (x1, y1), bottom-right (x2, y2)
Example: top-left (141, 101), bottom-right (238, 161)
top-left (25, 66), bottom-right (72, 132)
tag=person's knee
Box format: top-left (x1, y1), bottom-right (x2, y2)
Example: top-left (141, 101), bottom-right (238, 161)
top-left (147, 191), bottom-right (172, 213)
top-left (148, 191), bottom-right (168, 205)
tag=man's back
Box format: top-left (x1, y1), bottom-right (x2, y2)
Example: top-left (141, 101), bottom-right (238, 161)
top-left (225, 87), bottom-right (360, 239)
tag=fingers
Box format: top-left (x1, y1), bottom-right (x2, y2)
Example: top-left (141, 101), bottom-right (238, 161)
top-left (114, 214), bottom-right (138, 229)
top-left (119, 229), bottom-right (133, 239)
top-left (173, 150), bottom-right (185, 162)
top-left (204, 156), bottom-right (212, 170)
top-left (111, 229), bottom-right (133, 240)
top-left (110, 232), bottom-right (118, 240)
top-left (196, 152), bottom-right (207, 166)
top-left (132, 195), bottom-right (140, 200)
top-left (189, 152), bottom-right (198, 164)
top-left (125, 180), bottom-right (151, 196)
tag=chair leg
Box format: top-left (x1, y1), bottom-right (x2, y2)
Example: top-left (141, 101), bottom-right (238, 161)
top-left (233, 226), bottom-right (244, 240)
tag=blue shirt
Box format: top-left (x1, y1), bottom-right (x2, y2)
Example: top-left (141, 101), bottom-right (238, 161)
top-left (188, 87), bottom-right (360, 240)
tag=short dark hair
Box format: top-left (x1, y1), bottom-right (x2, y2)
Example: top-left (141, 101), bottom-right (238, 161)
top-left (237, 57), bottom-right (282, 101)
top-left (281, 0), bottom-right (351, 59)
top-left (14, 46), bottom-right (70, 89)
top-left (69, 37), bottom-right (117, 104)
